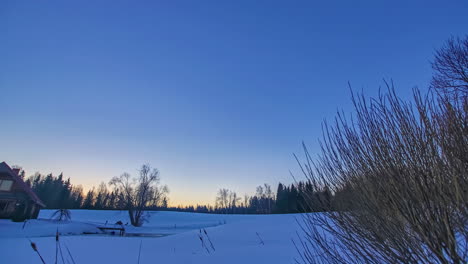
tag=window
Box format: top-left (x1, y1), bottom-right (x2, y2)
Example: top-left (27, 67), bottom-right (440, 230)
top-left (0, 180), bottom-right (13, 191)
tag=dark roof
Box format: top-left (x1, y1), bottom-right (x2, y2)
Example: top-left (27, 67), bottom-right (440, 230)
top-left (0, 162), bottom-right (46, 207)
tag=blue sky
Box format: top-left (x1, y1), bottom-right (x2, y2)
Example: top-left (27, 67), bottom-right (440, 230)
top-left (1, 1), bottom-right (467, 205)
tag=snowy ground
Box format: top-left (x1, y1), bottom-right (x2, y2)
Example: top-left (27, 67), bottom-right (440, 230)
top-left (0, 210), bottom-right (304, 263)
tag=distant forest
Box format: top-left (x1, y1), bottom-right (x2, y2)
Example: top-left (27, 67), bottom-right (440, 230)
top-left (22, 172), bottom-right (334, 214)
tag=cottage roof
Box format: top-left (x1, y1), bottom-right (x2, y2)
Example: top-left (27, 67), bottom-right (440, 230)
top-left (0, 162), bottom-right (46, 207)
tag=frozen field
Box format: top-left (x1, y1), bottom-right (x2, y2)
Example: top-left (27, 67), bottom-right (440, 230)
top-left (0, 210), bottom-right (303, 263)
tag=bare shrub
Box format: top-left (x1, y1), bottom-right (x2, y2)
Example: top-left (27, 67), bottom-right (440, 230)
top-left (296, 84), bottom-right (468, 263)
top-left (51, 209), bottom-right (71, 221)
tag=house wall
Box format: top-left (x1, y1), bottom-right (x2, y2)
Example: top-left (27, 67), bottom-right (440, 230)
top-left (0, 173), bottom-right (41, 220)
top-left (0, 172), bottom-right (16, 218)
top-left (0, 200), bottom-right (15, 218)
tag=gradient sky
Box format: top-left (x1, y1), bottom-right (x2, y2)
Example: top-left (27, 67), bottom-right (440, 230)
top-left (1, 1), bottom-right (467, 206)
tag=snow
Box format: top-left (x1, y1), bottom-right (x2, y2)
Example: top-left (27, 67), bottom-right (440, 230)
top-left (0, 210), bottom-right (304, 263)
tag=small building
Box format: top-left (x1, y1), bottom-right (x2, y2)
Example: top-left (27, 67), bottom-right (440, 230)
top-left (0, 162), bottom-right (45, 221)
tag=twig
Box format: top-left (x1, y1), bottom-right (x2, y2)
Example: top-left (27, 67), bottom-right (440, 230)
top-left (55, 229), bottom-right (59, 264)
top-left (64, 242), bottom-right (77, 264)
top-left (198, 234), bottom-right (210, 253)
top-left (137, 240), bottom-right (143, 264)
top-left (29, 239), bottom-right (46, 264)
top-left (22, 220), bottom-right (29, 230)
top-left (58, 241), bottom-right (66, 264)
top-left (203, 229), bottom-right (216, 251)
top-left (256, 232), bottom-right (265, 245)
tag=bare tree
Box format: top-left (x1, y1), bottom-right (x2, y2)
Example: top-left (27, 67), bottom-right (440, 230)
top-left (255, 185), bottom-right (264, 197)
top-left (228, 191), bottom-right (241, 212)
top-left (242, 194), bottom-right (250, 213)
top-left (215, 188), bottom-right (229, 213)
top-left (94, 182), bottom-right (109, 209)
top-left (243, 194), bottom-right (250, 208)
top-left (254, 185), bottom-right (264, 213)
top-left (263, 183), bottom-right (273, 213)
top-left (253, 184), bottom-right (274, 213)
top-left (431, 36), bottom-right (468, 95)
top-left (216, 188), bottom-right (240, 213)
top-left (109, 164), bottom-right (167, 227)
top-left (149, 184), bottom-right (169, 208)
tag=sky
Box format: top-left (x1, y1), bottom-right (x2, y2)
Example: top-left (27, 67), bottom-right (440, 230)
top-left (1, 1), bottom-right (467, 206)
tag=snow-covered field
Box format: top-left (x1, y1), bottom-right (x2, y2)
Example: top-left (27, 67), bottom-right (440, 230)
top-left (0, 210), bottom-right (304, 263)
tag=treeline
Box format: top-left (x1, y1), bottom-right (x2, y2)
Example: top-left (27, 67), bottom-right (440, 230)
top-left (276, 182), bottom-right (332, 213)
top-left (209, 182), bottom-right (333, 214)
top-left (25, 174), bottom-right (168, 211)
top-left (26, 172), bottom-right (332, 214)
top-left (26, 173), bottom-right (83, 209)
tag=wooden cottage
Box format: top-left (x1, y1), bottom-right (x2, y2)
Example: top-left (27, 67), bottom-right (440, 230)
top-left (0, 162), bottom-right (45, 221)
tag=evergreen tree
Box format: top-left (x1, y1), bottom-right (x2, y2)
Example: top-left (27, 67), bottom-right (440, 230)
top-left (82, 189), bottom-right (95, 209)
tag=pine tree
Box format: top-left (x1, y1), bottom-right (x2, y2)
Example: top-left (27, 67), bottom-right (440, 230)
top-left (82, 189), bottom-right (95, 209)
